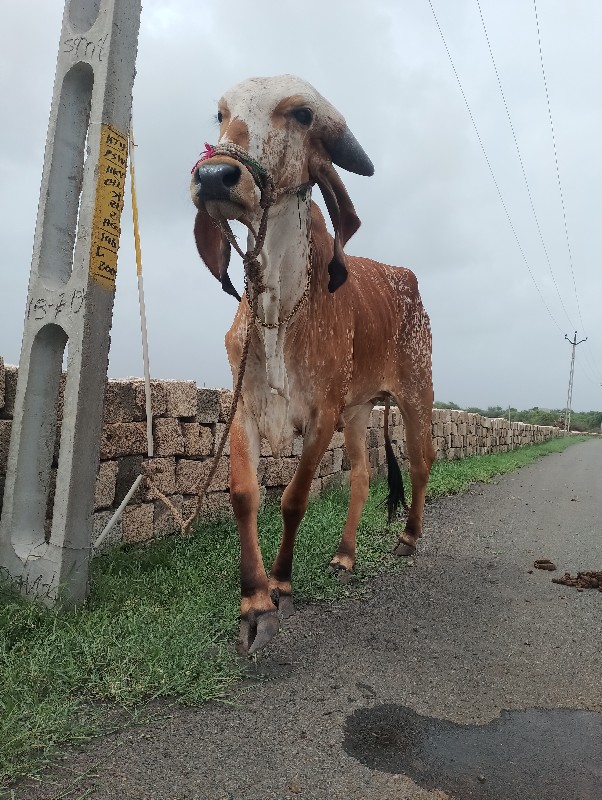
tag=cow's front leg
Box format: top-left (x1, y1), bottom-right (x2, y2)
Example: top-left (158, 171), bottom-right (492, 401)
top-left (230, 408), bottom-right (278, 656)
top-left (269, 415), bottom-right (337, 617)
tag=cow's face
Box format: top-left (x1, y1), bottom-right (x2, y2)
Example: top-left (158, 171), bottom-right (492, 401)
top-left (191, 75), bottom-right (374, 296)
top-left (193, 76), bottom-right (318, 220)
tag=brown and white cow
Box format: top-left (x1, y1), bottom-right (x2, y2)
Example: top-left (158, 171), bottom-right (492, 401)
top-left (191, 75), bottom-right (435, 655)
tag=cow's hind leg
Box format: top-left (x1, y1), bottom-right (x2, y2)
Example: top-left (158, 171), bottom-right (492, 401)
top-left (269, 416), bottom-right (337, 618)
top-left (393, 391), bottom-right (435, 556)
top-left (329, 404), bottom-right (372, 573)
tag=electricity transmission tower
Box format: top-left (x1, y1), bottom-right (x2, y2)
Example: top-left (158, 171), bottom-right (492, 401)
top-left (563, 331), bottom-right (587, 432)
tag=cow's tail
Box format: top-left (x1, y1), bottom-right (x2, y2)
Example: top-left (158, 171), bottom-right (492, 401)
top-left (383, 396), bottom-right (408, 523)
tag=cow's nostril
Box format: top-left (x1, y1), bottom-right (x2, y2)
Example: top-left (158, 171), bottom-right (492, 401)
top-left (222, 165), bottom-right (241, 188)
top-left (196, 163), bottom-right (242, 200)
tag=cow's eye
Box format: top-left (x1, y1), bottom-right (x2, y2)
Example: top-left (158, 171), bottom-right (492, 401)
top-left (217, 111), bottom-right (223, 123)
top-left (292, 107), bottom-right (313, 126)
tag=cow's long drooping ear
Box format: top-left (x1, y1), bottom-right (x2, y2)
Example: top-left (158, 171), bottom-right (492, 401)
top-left (193, 208), bottom-right (240, 301)
top-left (310, 154), bottom-right (361, 292)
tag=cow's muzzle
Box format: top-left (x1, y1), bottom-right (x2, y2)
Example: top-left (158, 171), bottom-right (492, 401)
top-left (194, 162), bottom-right (241, 202)
top-left (191, 154), bottom-right (259, 220)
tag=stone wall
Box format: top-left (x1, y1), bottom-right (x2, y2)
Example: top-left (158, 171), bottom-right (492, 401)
top-left (0, 356), bottom-right (561, 548)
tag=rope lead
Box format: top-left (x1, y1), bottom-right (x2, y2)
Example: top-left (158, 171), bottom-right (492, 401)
top-left (98, 138), bottom-right (313, 546)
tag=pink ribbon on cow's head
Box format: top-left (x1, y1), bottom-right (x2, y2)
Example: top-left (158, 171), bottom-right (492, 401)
top-left (191, 143), bottom-right (216, 174)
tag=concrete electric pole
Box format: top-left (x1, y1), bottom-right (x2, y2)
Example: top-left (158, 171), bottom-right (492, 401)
top-left (0, 0), bottom-right (141, 605)
top-left (563, 331), bottom-right (587, 433)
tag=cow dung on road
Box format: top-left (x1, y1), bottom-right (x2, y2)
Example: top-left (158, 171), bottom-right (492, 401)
top-left (552, 570), bottom-right (602, 591)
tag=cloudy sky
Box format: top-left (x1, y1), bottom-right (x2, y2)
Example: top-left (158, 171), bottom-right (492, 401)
top-left (1, 0), bottom-right (601, 412)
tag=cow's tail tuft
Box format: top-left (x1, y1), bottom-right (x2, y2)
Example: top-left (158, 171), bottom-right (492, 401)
top-left (383, 397), bottom-right (408, 523)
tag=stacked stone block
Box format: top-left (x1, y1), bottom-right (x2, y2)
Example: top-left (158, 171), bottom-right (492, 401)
top-left (0, 359), bottom-right (562, 548)
top-left (429, 408), bottom-right (559, 460)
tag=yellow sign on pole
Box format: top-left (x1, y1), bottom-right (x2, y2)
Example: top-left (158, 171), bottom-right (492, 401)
top-left (89, 123), bottom-right (128, 288)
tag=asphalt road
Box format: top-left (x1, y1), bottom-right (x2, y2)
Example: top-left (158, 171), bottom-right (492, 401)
top-left (15, 439), bottom-right (602, 800)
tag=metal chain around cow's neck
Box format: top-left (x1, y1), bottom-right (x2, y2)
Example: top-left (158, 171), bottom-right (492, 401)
top-left (242, 205), bottom-right (313, 330)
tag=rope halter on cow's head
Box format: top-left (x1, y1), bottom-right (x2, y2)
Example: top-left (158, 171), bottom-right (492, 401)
top-left (192, 141), bottom-right (311, 313)
top-left (191, 75), bottom-right (375, 303)
top-left (192, 142), bottom-right (276, 202)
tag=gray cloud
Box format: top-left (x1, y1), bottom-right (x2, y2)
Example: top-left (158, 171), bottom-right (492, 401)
top-left (1, 0), bottom-right (600, 411)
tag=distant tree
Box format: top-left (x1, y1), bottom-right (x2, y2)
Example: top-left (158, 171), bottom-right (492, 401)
top-left (568, 410), bottom-right (602, 432)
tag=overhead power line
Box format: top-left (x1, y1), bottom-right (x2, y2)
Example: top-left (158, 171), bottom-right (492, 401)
top-left (532, 0), bottom-right (582, 328)
top-left (427, 0), bottom-right (564, 333)
top-left (532, 0), bottom-right (602, 384)
top-left (476, 0), bottom-right (575, 330)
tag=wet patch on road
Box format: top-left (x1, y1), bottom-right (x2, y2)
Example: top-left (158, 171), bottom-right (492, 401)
top-left (343, 704), bottom-right (602, 799)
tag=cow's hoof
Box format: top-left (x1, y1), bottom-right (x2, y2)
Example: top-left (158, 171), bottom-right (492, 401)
top-left (236, 609), bottom-right (280, 657)
top-left (393, 539), bottom-right (416, 557)
top-left (278, 595), bottom-right (296, 619)
top-left (328, 553), bottom-right (355, 572)
top-left (271, 589), bottom-right (296, 619)
top-left (327, 561), bottom-right (354, 583)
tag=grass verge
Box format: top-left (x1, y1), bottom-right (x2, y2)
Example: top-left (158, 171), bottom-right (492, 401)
top-left (0, 435), bottom-right (589, 786)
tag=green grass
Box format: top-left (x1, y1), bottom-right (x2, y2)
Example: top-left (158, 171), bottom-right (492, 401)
top-left (425, 435), bottom-right (589, 499)
top-left (0, 435), bottom-right (589, 786)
